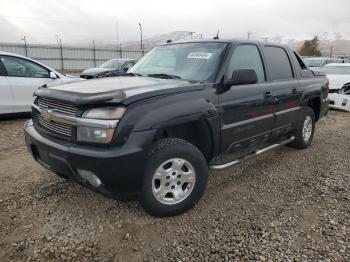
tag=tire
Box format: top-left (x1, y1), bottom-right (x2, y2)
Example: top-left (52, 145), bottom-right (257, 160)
top-left (139, 138), bottom-right (208, 217)
top-left (289, 106), bottom-right (315, 149)
top-left (55, 172), bottom-right (70, 180)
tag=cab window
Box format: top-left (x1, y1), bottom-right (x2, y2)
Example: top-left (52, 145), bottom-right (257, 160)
top-left (227, 45), bottom-right (266, 83)
top-left (264, 46), bottom-right (294, 81)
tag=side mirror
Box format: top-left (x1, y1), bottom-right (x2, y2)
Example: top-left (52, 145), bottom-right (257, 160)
top-left (226, 69), bottom-right (258, 87)
top-left (49, 71), bottom-right (57, 79)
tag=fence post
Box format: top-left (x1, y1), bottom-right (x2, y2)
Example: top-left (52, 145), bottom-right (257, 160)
top-left (24, 40), bottom-right (28, 57)
top-left (93, 40), bottom-right (96, 67)
top-left (59, 38), bottom-right (64, 71)
top-left (119, 43), bottom-right (122, 58)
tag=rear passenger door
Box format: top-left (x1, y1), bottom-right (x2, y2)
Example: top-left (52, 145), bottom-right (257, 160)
top-left (263, 45), bottom-right (301, 139)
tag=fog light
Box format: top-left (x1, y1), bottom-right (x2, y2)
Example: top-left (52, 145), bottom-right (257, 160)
top-left (77, 169), bottom-right (102, 187)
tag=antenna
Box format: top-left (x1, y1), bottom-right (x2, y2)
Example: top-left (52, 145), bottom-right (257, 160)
top-left (213, 30), bottom-right (219, 40)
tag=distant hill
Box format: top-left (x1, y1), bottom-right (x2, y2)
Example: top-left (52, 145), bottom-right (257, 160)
top-left (110, 31), bottom-right (202, 50)
top-left (119, 31), bottom-right (350, 56)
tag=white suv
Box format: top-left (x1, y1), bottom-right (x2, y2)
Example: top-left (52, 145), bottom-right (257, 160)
top-left (0, 52), bottom-right (80, 115)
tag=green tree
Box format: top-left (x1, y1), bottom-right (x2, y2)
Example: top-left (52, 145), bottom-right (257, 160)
top-left (299, 36), bottom-right (322, 56)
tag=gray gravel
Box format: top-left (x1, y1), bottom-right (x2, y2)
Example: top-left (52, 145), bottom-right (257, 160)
top-left (0, 111), bottom-right (349, 261)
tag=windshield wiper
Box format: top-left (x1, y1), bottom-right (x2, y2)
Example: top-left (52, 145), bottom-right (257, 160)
top-left (124, 72), bottom-right (143, 76)
top-left (147, 73), bottom-right (181, 79)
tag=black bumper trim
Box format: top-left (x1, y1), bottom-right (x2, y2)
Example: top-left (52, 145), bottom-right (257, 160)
top-left (24, 120), bottom-right (156, 198)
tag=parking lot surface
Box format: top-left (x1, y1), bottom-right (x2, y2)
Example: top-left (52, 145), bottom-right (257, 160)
top-left (0, 111), bottom-right (349, 262)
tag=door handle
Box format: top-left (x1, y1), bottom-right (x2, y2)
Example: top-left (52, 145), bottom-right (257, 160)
top-left (265, 91), bottom-right (273, 98)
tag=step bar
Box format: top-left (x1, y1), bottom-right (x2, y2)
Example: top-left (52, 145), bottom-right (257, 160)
top-left (210, 136), bottom-right (295, 171)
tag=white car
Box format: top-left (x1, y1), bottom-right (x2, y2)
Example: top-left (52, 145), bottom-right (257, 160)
top-left (0, 52), bottom-right (80, 115)
top-left (303, 57), bottom-right (342, 71)
top-left (322, 63), bottom-right (350, 112)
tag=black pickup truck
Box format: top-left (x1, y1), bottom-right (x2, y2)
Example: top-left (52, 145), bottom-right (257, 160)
top-left (24, 39), bottom-right (329, 217)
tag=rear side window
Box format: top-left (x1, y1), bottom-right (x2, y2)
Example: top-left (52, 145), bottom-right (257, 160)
top-left (227, 44), bottom-right (265, 83)
top-left (264, 46), bottom-right (294, 81)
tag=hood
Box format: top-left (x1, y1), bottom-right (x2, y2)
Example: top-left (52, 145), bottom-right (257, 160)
top-left (327, 75), bottom-right (350, 90)
top-left (34, 76), bottom-right (201, 105)
top-left (81, 67), bottom-right (114, 75)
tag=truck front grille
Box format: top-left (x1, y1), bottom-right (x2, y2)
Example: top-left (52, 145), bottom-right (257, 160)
top-left (33, 97), bottom-right (78, 139)
top-left (37, 97), bottom-right (77, 116)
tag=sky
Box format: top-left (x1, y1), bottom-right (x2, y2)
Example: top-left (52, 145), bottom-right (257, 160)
top-left (0, 0), bottom-right (350, 45)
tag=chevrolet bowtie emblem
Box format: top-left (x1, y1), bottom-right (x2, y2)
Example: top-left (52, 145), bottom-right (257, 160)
top-left (41, 108), bottom-right (53, 122)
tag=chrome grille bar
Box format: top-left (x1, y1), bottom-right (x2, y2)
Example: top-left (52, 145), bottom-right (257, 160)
top-left (37, 97), bottom-right (77, 115)
top-left (38, 115), bottom-right (72, 136)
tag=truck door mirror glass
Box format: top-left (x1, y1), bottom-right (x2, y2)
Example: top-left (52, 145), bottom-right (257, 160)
top-left (226, 69), bottom-right (258, 86)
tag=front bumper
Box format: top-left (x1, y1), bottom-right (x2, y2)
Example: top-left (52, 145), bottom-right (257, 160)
top-left (24, 120), bottom-right (156, 198)
top-left (329, 93), bottom-right (350, 112)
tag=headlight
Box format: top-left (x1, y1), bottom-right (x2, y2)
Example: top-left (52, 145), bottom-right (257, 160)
top-left (83, 107), bottom-right (125, 120)
top-left (77, 107), bottom-right (125, 143)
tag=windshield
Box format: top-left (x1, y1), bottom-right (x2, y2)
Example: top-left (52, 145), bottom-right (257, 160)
top-left (322, 66), bottom-right (350, 75)
top-left (99, 60), bottom-right (124, 70)
top-left (129, 42), bottom-right (227, 81)
top-left (304, 59), bottom-right (324, 68)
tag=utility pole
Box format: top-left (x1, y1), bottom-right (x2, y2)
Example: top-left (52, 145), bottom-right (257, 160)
top-left (56, 34), bottom-right (60, 47)
top-left (247, 32), bottom-right (252, 40)
top-left (21, 36), bottom-right (28, 57)
top-left (59, 38), bottom-right (64, 71)
top-left (115, 22), bottom-right (119, 48)
top-left (330, 44), bottom-right (333, 58)
top-left (93, 40), bottom-right (96, 67)
top-left (138, 22), bottom-right (143, 52)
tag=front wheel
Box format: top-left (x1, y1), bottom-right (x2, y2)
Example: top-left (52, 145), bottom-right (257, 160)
top-left (139, 138), bottom-right (208, 217)
top-left (289, 106), bottom-right (316, 149)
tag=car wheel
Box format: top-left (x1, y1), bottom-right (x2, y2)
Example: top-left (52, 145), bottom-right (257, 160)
top-left (289, 106), bottom-right (315, 149)
top-left (139, 138), bottom-right (208, 217)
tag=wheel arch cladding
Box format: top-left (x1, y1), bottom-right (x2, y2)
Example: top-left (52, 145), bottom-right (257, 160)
top-left (307, 97), bottom-right (321, 122)
top-left (153, 119), bottom-right (215, 163)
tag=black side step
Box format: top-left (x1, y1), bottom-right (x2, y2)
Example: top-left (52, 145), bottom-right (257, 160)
top-left (210, 136), bottom-right (295, 170)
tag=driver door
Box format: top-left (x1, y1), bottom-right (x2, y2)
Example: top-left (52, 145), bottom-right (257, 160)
top-left (0, 55), bottom-right (57, 113)
top-left (219, 44), bottom-right (275, 154)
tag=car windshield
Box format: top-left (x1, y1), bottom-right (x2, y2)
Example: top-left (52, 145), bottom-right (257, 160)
top-left (322, 66), bottom-right (350, 75)
top-left (99, 60), bottom-right (124, 70)
top-left (129, 42), bottom-right (228, 82)
top-left (304, 59), bottom-right (324, 67)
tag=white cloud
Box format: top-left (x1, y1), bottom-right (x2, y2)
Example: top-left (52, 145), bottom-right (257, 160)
top-left (0, 0), bottom-right (349, 44)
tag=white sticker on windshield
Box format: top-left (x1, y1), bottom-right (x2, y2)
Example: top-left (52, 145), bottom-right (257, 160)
top-left (187, 52), bottom-right (212, 59)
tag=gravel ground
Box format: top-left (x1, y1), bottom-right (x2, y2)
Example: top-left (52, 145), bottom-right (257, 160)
top-left (0, 111), bottom-right (349, 262)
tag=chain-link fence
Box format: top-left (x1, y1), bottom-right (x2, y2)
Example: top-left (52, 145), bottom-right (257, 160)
top-left (0, 42), bottom-right (146, 71)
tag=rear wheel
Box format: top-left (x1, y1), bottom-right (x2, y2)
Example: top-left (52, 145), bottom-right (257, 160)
top-left (139, 138), bottom-right (208, 217)
top-left (289, 106), bottom-right (315, 149)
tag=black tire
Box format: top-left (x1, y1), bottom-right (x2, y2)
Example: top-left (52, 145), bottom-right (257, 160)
top-left (55, 172), bottom-right (70, 180)
top-left (139, 138), bottom-right (208, 217)
top-left (289, 106), bottom-right (315, 149)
